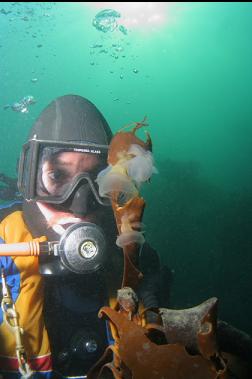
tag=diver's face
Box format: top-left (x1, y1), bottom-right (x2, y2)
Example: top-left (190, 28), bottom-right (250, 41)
top-left (41, 151), bottom-right (101, 196)
top-left (38, 151), bottom-right (107, 227)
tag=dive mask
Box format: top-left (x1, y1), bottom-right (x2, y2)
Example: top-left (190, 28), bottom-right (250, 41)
top-left (18, 137), bottom-right (110, 206)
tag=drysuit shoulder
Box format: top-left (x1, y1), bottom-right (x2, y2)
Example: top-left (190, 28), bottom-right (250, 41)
top-left (0, 200), bottom-right (23, 222)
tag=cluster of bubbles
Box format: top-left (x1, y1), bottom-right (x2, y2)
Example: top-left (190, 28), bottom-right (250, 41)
top-left (1, 6), bottom-right (141, 114)
top-left (0, 3), bottom-right (58, 93)
top-left (89, 41), bottom-right (129, 66)
top-left (90, 9), bottom-right (139, 81)
top-left (1, 3), bottom-right (59, 115)
top-left (92, 9), bottom-right (127, 35)
top-left (3, 95), bottom-right (36, 114)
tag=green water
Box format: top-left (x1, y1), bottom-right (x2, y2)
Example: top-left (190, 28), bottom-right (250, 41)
top-left (1, 2), bottom-right (252, 334)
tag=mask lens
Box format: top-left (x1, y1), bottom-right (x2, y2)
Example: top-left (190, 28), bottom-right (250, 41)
top-left (18, 143), bottom-right (32, 195)
top-left (36, 146), bottom-right (107, 204)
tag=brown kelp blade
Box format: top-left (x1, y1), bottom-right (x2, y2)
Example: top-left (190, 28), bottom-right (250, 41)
top-left (112, 197), bottom-right (145, 290)
top-left (92, 306), bottom-right (226, 379)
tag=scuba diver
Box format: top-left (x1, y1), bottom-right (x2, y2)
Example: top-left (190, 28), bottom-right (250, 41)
top-left (1, 94), bottom-right (251, 379)
top-left (0, 95), bottom-right (169, 378)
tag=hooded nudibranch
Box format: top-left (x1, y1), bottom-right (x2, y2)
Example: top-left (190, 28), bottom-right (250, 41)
top-left (96, 166), bottom-right (138, 203)
top-left (107, 116), bottom-right (152, 166)
top-left (116, 214), bottom-right (145, 247)
top-left (116, 230), bottom-right (145, 247)
top-left (125, 144), bottom-right (158, 186)
top-left (96, 117), bottom-right (157, 201)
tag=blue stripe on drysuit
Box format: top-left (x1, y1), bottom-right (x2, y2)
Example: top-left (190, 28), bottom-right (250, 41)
top-left (0, 237), bottom-right (21, 325)
top-left (0, 200), bottom-right (22, 209)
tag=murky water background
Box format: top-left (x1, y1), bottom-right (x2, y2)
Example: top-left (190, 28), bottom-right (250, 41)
top-left (0, 2), bottom-right (252, 334)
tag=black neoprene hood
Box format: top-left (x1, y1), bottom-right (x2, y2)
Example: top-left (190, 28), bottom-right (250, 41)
top-left (18, 95), bottom-right (113, 201)
top-left (29, 94), bottom-right (112, 144)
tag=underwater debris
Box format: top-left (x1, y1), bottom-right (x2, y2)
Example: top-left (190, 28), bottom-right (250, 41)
top-left (90, 43), bottom-right (103, 49)
top-left (0, 8), bottom-right (12, 15)
top-left (3, 95), bottom-right (36, 113)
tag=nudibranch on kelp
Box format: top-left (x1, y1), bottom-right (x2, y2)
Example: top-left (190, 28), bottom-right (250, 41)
top-left (96, 117), bottom-right (157, 250)
top-left (96, 116), bottom-right (157, 204)
top-left (115, 214), bottom-right (145, 248)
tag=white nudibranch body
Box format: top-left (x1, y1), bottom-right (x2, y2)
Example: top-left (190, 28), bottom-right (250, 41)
top-left (96, 166), bottom-right (138, 201)
top-left (96, 142), bottom-right (155, 247)
top-left (96, 143), bottom-right (157, 201)
top-left (116, 230), bottom-right (145, 247)
top-left (125, 144), bottom-right (158, 185)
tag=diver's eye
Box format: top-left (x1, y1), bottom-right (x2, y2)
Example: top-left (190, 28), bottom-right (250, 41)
top-left (48, 169), bottom-right (68, 182)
